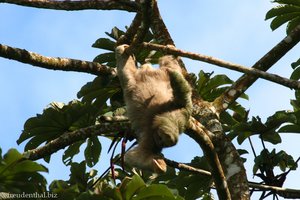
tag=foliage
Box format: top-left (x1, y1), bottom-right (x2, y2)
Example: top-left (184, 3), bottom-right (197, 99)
top-left (48, 161), bottom-right (185, 200)
top-left (92, 27), bottom-right (163, 66)
top-left (0, 148), bottom-right (47, 193)
top-left (265, 0), bottom-right (300, 33)
top-left (253, 149), bottom-right (297, 174)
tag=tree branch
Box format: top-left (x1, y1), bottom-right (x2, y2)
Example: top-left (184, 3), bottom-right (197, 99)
top-left (0, 0), bottom-right (139, 12)
top-left (125, 0), bottom-right (152, 54)
top-left (149, 0), bottom-right (187, 73)
top-left (23, 122), bottom-right (130, 161)
top-left (0, 43), bottom-right (116, 76)
top-left (164, 157), bottom-right (212, 176)
top-left (186, 117), bottom-right (232, 200)
top-left (249, 182), bottom-right (300, 199)
top-left (215, 24), bottom-right (300, 113)
top-left (191, 99), bottom-right (249, 199)
top-left (141, 42), bottom-right (300, 90)
top-left (165, 158), bottom-right (300, 199)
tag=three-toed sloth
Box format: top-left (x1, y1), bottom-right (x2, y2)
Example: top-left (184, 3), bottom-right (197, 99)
top-left (115, 44), bottom-right (192, 173)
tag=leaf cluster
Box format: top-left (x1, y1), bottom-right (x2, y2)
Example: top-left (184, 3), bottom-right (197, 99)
top-left (0, 148), bottom-right (47, 193)
top-left (266, 0), bottom-right (300, 33)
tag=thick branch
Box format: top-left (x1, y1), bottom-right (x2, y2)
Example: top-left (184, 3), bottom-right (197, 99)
top-left (192, 99), bottom-right (249, 199)
top-left (141, 42), bottom-right (300, 90)
top-left (117, 12), bottom-right (142, 45)
top-left (0, 44), bottom-right (116, 76)
top-left (126, 0), bottom-right (152, 54)
top-left (186, 117), bottom-right (232, 200)
top-left (23, 122), bottom-right (130, 161)
top-left (0, 0), bottom-right (139, 12)
top-left (150, 0), bottom-right (187, 73)
top-left (215, 24), bottom-right (300, 113)
top-left (150, 1), bottom-right (174, 46)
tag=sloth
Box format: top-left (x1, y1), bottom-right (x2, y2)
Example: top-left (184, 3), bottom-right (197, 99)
top-left (115, 44), bottom-right (192, 173)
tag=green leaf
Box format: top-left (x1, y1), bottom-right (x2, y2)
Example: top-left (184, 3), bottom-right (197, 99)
top-left (105, 27), bottom-right (125, 41)
top-left (84, 136), bottom-right (102, 167)
top-left (92, 38), bottom-right (115, 51)
top-left (291, 58), bottom-right (300, 69)
top-left (197, 70), bottom-right (211, 93)
top-left (266, 0), bottom-right (300, 32)
top-left (77, 76), bottom-right (120, 108)
top-left (290, 65), bottom-right (300, 80)
top-left (279, 124), bottom-right (300, 133)
top-left (291, 99), bottom-right (300, 111)
top-left (18, 101), bottom-right (97, 152)
top-left (266, 5), bottom-right (300, 20)
top-left (93, 52), bottom-right (115, 64)
top-left (185, 182), bottom-right (208, 200)
top-left (132, 184), bottom-right (176, 200)
top-left (0, 149), bottom-right (47, 193)
top-left (265, 110), bottom-right (296, 128)
top-left (260, 131), bottom-right (282, 144)
top-left (63, 141), bottom-right (84, 166)
top-left (69, 161), bottom-right (88, 191)
top-left (123, 174), bottom-right (146, 200)
top-left (200, 74), bottom-right (233, 96)
top-left (229, 102), bottom-right (247, 117)
top-left (286, 16), bottom-right (300, 33)
top-left (237, 131), bottom-right (252, 144)
top-left (274, 0), bottom-right (300, 7)
top-left (270, 12), bottom-right (300, 31)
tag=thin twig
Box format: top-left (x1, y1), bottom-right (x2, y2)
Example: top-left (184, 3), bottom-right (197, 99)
top-left (164, 158), bottom-right (211, 176)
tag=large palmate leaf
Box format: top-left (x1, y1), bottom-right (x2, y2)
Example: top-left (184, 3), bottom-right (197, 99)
top-left (229, 110), bottom-right (300, 144)
top-left (77, 76), bottom-right (121, 108)
top-left (0, 148), bottom-right (47, 193)
top-left (266, 0), bottom-right (300, 33)
top-left (197, 70), bottom-right (248, 102)
top-left (17, 101), bottom-right (98, 151)
top-left (197, 70), bottom-right (249, 129)
top-left (253, 149), bottom-right (297, 174)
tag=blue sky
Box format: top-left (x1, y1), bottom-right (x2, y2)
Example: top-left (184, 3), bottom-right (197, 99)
top-left (0, 0), bottom-right (299, 198)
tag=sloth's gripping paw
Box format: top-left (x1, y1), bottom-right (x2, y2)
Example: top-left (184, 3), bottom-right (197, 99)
top-left (124, 146), bottom-right (167, 173)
